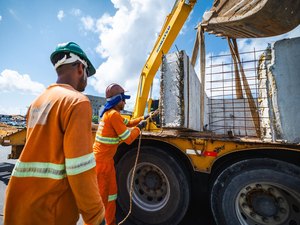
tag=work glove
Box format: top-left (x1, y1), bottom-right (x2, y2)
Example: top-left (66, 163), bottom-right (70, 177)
top-left (137, 120), bottom-right (147, 130)
top-left (144, 110), bottom-right (159, 120)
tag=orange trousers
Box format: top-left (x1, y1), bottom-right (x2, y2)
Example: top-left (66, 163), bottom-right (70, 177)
top-left (96, 160), bottom-right (117, 225)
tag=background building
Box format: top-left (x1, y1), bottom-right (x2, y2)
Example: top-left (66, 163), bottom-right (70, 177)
top-left (86, 94), bottom-right (133, 121)
top-left (86, 95), bottom-right (106, 117)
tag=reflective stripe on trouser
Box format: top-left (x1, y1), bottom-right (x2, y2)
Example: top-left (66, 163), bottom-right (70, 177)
top-left (96, 161), bottom-right (117, 225)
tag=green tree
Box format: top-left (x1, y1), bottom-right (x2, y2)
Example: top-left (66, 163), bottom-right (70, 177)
top-left (92, 115), bottom-right (99, 124)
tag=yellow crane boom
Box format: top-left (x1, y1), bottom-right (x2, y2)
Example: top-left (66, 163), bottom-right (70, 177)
top-left (132, 0), bottom-right (197, 118)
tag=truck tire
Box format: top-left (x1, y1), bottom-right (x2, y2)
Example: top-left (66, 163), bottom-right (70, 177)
top-left (210, 158), bottom-right (300, 225)
top-left (116, 146), bottom-right (190, 225)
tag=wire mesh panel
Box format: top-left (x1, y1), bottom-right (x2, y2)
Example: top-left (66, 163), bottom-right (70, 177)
top-left (206, 49), bottom-right (270, 137)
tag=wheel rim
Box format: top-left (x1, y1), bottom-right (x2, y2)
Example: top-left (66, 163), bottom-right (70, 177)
top-left (235, 182), bottom-right (300, 225)
top-left (127, 162), bottom-right (170, 212)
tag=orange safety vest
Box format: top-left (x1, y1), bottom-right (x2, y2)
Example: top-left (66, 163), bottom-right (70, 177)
top-left (93, 109), bottom-right (142, 225)
top-left (4, 84), bottom-right (105, 225)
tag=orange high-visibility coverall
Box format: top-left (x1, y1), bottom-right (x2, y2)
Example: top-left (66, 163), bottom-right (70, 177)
top-left (4, 84), bottom-right (105, 225)
top-left (93, 109), bottom-right (143, 225)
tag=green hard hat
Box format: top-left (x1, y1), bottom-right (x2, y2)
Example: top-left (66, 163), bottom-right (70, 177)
top-left (50, 42), bottom-right (96, 76)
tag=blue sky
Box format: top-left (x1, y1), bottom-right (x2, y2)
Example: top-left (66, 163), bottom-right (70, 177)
top-left (0, 0), bottom-right (299, 115)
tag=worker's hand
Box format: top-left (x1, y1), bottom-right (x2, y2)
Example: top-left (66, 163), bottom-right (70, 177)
top-left (137, 120), bottom-right (147, 130)
top-left (150, 109), bottom-right (159, 118)
top-left (144, 110), bottom-right (159, 120)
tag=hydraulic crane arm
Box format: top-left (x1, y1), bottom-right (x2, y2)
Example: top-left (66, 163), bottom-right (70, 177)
top-left (132, 0), bottom-right (197, 118)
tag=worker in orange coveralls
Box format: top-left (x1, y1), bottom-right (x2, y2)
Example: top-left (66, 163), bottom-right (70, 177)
top-left (4, 42), bottom-right (106, 225)
top-left (93, 83), bottom-right (158, 225)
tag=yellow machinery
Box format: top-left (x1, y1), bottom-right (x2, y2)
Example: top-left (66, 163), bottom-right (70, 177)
top-left (1, 128), bottom-right (26, 159)
top-left (133, 0), bottom-right (196, 117)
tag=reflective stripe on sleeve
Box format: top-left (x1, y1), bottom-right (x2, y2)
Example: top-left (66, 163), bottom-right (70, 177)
top-left (108, 194), bottom-right (117, 202)
top-left (65, 152), bottom-right (96, 175)
top-left (12, 160), bottom-right (66, 179)
top-left (123, 118), bottom-right (129, 125)
top-left (118, 129), bottom-right (130, 140)
top-left (95, 135), bottom-right (119, 144)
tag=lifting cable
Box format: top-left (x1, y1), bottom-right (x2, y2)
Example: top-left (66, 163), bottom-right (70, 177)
top-left (118, 112), bottom-right (157, 225)
top-left (117, 125), bottom-right (144, 225)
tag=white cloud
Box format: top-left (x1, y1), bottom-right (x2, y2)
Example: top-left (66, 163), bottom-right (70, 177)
top-left (87, 0), bottom-right (174, 111)
top-left (9, 9), bottom-right (22, 24)
top-left (8, 9), bottom-right (31, 29)
top-left (81, 16), bottom-right (95, 31)
top-left (238, 25), bottom-right (300, 53)
top-left (57, 10), bottom-right (65, 21)
top-left (0, 15), bottom-right (2, 21)
top-left (0, 105), bottom-right (28, 115)
top-left (0, 69), bottom-right (45, 95)
top-left (71, 8), bottom-right (81, 17)
top-left (9, 9), bottom-right (17, 19)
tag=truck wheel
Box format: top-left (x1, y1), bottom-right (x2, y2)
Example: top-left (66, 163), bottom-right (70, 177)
top-left (210, 158), bottom-right (300, 225)
top-left (116, 146), bottom-right (190, 225)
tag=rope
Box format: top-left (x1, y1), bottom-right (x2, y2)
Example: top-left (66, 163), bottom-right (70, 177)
top-left (118, 112), bottom-right (157, 225)
top-left (117, 130), bottom-right (143, 225)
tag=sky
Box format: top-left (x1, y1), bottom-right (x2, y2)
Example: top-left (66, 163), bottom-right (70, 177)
top-left (0, 0), bottom-right (299, 115)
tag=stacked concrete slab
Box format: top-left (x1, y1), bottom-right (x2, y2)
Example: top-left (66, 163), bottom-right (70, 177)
top-left (208, 98), bottom-right (257, 137)
top-left (259, 37), bottom-right (300, 143)
top-left (160, 50), bottom-right (204, 131)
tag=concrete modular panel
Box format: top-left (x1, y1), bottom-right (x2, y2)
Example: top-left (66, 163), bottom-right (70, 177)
top-left (267, 37), bottom-right (300, 143)
top-left (160, 51), bottom-right (201, 131)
